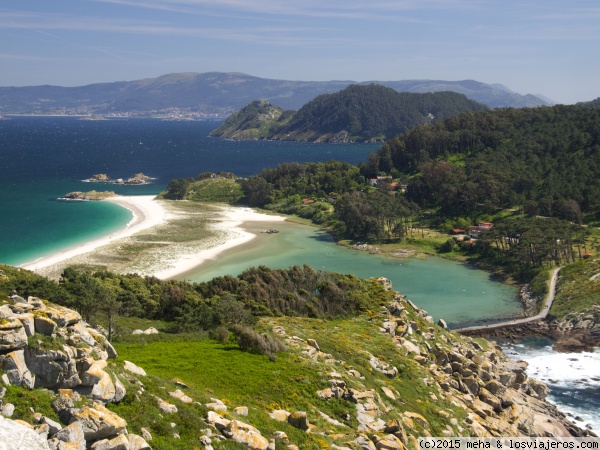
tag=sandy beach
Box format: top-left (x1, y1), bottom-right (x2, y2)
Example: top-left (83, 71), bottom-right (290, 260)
top-left (20, 195), bottom-right (286, 280)
top-left (153, 206), bottom-right (285, 279)
top-left (20, 195), bottom-right (167, 272)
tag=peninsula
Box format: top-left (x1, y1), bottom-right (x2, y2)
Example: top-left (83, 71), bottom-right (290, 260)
top-left (210, 84), bottom-right (487, 143)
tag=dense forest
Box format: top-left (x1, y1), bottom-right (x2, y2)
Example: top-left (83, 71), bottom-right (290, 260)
top-left (210, 84), bottom-right (487, 143)
top-left (162, 104), bottom-right (600, 286)
top-left (0, 263), bottom-right (391, 338)
top-left (276, 84), bottom-right (487, 142)
top-left (370, 105), bottom-right (600, 220)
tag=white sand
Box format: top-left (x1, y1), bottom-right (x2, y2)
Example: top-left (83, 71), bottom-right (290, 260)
top-left (153, 206), bottom-right (285, 279)
top-left (20, 195), bottom-right (166, 272)
top-left (19, 197), bottom-right (286, 280)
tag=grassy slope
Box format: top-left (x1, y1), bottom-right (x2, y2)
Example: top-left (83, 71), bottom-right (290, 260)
top-left (551, 257), bottom-right (600, 320)
top-left (110, 307), bottom-right (472, 449)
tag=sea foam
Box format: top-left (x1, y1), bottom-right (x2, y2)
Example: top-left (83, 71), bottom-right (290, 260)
top-left (503, 339), bottom-right (600, 433)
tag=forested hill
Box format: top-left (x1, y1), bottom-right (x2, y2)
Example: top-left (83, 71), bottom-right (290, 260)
top-left (209, 99), bottom-right (290, 140)
top-left (578, 97), bottom-right (600, 108)
top-left (373, 105), bottom-right (600, 219)
top-left (211, 84), bottom-right (487, 143)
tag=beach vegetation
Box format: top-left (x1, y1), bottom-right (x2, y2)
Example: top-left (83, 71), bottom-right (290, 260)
top-left (161, 172), bottom-right (243, 202)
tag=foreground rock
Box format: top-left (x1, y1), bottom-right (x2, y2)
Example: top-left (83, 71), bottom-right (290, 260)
top-left (0, 416), bottom-right (50, 450)
top-left (0, 294), bottom-right (151, 450)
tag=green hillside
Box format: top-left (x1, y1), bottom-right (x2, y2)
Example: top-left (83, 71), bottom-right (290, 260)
top-left (373, 105), bottom-right (600, 220)
top-left (211, 84), bottom-right (487, 143)
top-left (1, 263), bottom-right (585, 449)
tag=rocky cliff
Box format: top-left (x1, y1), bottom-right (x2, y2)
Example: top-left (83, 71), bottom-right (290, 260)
top-left (550, 305), bottom-right (600, 351)
top-left (0, 278), bottom-right (590, 450)
top-left (0, 294), bottom-right (151, 449)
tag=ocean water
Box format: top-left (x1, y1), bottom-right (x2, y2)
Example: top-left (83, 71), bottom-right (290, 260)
top-left (0, 116), bottom-right (522, 325)
top-left (1, 116), bottom-right (596, 426)
top-left (503, 337), bottom-right (600, 434)
top-left (0, 116), bottom-right (376, 266)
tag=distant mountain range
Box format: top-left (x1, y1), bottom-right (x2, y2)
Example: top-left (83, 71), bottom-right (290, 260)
top-left (0, 72), bottom-right (552, 117)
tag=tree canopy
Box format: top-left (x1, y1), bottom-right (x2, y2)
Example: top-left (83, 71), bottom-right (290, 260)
top-left (371, 105), bottom-right (600, 219)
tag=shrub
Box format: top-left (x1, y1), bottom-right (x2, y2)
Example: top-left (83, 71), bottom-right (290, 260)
top-left (230, 325), bottom-right (286, 361)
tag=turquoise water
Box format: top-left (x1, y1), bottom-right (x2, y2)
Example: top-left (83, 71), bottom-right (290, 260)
top-left (0, 116), bottom-right (520, 326)
top-left (180, 221), bottom-right (520, 327)
top-left (0, 116), bottom-right (376, 266)
top-left (0, 178), bottom-right (133, 265)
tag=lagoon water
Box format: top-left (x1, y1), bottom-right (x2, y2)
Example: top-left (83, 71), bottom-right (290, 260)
top-left (2, 116), bottom-right (596, 430)
top-left (181, 220), bottom-right (519, 327)
top-left (0, 116), bottom-right (520, 327)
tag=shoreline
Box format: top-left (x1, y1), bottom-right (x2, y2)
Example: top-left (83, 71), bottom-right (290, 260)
top-left (153, 206), bottom-right (285, 279)
top-left (19, 197), bottom-right (286, 280)
top-left (20, 195), bottom-right (166, 272)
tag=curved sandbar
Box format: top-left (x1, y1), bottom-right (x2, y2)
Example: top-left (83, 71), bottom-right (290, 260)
top-left (153, 207), bottom-right (286, 279)
top-left (20, 195), bottom-right (166, 272)
top-left (20, 197), bottom-right (286, 281)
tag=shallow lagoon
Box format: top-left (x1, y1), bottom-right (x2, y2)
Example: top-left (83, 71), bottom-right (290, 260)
top-left (180, 220), bottom-right (521, 328)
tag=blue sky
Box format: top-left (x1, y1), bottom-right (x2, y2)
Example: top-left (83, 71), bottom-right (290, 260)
top-left (1, 0), bottom-right (598, 104)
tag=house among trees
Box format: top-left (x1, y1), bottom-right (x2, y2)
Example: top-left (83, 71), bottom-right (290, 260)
top-left (301, 198), bottom-right (316, 205)
top-left (369, 176), bottom-right (392, 187)
top-left (370, 177), bottom-right (404, 191)
top-left (468, 222), bottom-right (494, 239)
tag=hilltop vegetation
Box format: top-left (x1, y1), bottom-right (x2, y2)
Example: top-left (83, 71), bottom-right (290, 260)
top-left (372, 105), bottom-right (600, 221)
top-left (578, 97), bottom-right (600, 108)
top-left (211, 84), bottom-right (487, 143)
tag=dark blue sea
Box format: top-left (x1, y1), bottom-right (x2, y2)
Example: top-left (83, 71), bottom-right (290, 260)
top-left (1, 116), bottom-right (597, 429)
top-left (0, 116), bottom-right (377, 266)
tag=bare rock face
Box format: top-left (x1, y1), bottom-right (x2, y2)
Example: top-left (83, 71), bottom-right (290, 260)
top-left (222, 419), bottom-right (269, 450)
top-left (0, 416), bottom-right (51, 450)
top-left (128, 433), bottom-right (152, 450)
top-left (2, 349), bottom-right (35, 388)
top-left (0, 318), bottom-right (28, 351)
top-left (123, 361), bottom-right (146, 377)
top-left (25, 348), bottom-right (81, 389)
top-left (52, 420), bottom-right (86, 449)
top-left (71, 403), bottom-right (127, 442)
top-left (0, 295), bottom-right (144, 449)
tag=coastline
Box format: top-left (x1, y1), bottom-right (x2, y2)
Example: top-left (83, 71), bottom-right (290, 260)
top-left (152, 206), bottom-right (285, 279)
top-left (20, 195), bottom-right (166, 272)
top-left (19, 197), bottom-right (286, 280)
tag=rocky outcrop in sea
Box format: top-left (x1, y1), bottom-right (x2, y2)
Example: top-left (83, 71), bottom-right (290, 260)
top-left (84, 173), bottom-right (154, 185)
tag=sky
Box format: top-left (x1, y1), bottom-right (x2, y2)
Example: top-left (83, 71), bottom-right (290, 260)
top-left (0, 0), bottom-right (598, 104)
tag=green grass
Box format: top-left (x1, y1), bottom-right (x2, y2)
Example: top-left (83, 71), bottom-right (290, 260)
top-left (187, 178), bottom-right (243, 203)
top-left (113, 332), bottom-right (337, 448)
top-left (2, 385), bottom-right (63, 424)
top-left (550, 258), bottom-right (600, 320)
top-left (110, 310), bottom-right (468, 449)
